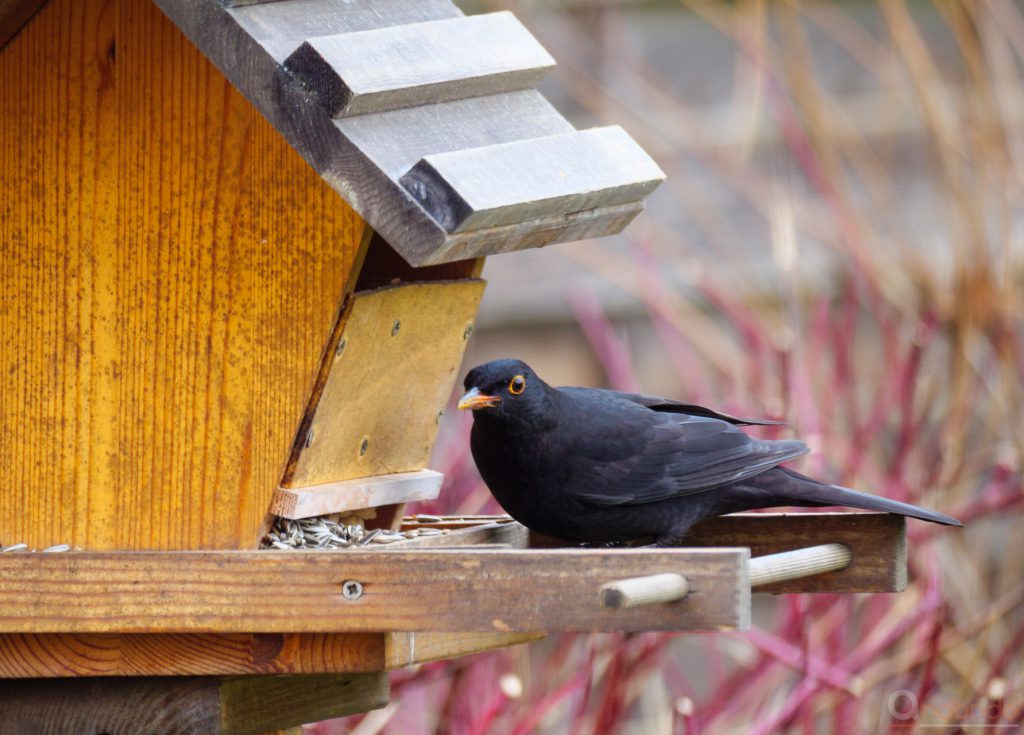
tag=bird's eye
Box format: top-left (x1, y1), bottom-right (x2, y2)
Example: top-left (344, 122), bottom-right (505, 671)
top-left (509, 375), bottom-right (526, 395)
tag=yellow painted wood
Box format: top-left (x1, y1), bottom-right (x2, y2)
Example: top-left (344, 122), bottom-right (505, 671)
top-left (0, 0), bottom-right (367, 550)
top-left (282, 280), bottom-right (485, 487)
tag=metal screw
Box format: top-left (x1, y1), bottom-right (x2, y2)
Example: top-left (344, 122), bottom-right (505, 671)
top-left (359, 437), bottom-right (369, 456)
top-left (341, 580), bottom-right (364, 601)
top-left (463, 323), bottom-right (474, 340)
top-left (391, 319), bottom-right (401, 336)
top-left (305, 429), bottom-right (315, 448)
top-left (335, 338), bottom-right (347, 358)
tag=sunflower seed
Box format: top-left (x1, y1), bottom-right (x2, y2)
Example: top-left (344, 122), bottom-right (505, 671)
top-left (417, 527), bottom-right (444, 536)
top-left (42, 544), bottom-right (70, 552)
top-left (2, 543), bottom-right (28, 552)
top-left (415, 514), bottom-right (443, 523)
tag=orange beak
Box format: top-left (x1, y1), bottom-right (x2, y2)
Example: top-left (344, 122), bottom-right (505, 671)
top-left (457, 387), bottom-right (500, 411)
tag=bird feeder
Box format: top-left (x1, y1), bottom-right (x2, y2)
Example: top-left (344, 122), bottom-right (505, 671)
top-left (0, 0), bottom-right (910, 731)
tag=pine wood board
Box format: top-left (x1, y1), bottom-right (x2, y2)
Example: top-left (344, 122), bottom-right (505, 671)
top-left (0, 0), bottom-right (365, 551)
top-left (0, 548), bottom-right (751, 633)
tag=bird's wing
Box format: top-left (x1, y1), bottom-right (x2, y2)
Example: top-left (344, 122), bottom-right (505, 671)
top-left (564, 387), bottom-right (785, 426)
top-left (558, 393), bottom-right (809, 506)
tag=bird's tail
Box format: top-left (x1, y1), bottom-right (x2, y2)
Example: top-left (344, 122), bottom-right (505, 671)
top-left (755, 467), bottom-right (963, 526)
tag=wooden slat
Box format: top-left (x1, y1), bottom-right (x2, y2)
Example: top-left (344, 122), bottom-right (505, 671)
top-left (155, 0), bottom-right (666, 265)
top-left (0, 0), bottom-right (366, 552)
top-left (0, 627), bottom-right (539, 678)
top-left (383, 631), bottom-right (542, 669)
top-left (0, 633), bottom-right (385, 678)
top-left (0, 673), bottom-right (388, 735)
top-left (531, 512), bottom-right (906, 593)
top-left (218, 672), bottom-right (388, 734)
top-left (0, 548), bottom-right (751, 633)
top-left (271, 470), bottom-right (443, 519)
top-left (680, 512), bottom-right (907, 593)
top-left (285, 12), bottom-right (554, 117)
top-left (400, 126), bottom-right (665, 232)
top-left (282, 280), bottom-right (485, 487)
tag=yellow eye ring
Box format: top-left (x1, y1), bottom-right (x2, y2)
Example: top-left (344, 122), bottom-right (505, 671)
top-left (509, 375), bottom-right (526, 395)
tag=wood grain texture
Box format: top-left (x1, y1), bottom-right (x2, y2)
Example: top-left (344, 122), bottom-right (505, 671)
top-left (0, 548), bottom-right (751, 633)
top-left (0, 0), bottom-right (45, 48)
top-left (0, 633), bottom-right (386, 677)
top-left (0, 676), bottom-right (221, 735)
top-left (285, 12), bottom-right (554, 117)
top-left (680, 512), bottom-right (907, 593)
top-left (400, 125), bottom-right (665, 232)
top-left (270, 470), bottom-right (443, 519)
top-left (383, 631), bottom-right (542, 669)
top-left (282, 280), bottom-right (485, 487)
top-left (0, 673), bottom-right (387, 735)
top-left (531, 511), bottom-right (907, 593)
top-left (0, 0), bottom-right (366, 551)
top-left (219, 672), bottom-right (388, 735)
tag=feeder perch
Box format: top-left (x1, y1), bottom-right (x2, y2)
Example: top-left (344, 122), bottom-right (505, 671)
top-left (0, 0), bottom-right (914, 731)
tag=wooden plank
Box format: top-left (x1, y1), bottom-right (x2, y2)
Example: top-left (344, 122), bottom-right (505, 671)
top-left (399, 126), bottom-right (665, 232)
top-left (271, 470), bottom-right (443, 519)
top-left (530, 512), bottom-right (906, 593)
top-left (219, 672), bottom-right (388, 735)
top-left (383, 631), bottom-right (543, 669)
top-left (0, 548), bottom-right (751, 633)
top-left (0, 633), bottom-right (386, 678)
top-left (680, 512), bottom-right (907, 593)
top-left (0, 673), bottom-right (387, 735)
top-left (282, 281), bottom-right (485, 487)
top-left (0, 0), bottom-right (366, 551)
top-left (285, 12), bottom-right (554, 117)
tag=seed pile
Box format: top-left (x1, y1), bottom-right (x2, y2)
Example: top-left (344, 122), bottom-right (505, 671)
top-left (262, 516), bottom-right (447, 550)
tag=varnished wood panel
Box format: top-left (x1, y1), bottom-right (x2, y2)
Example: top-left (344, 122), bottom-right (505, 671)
top-left (0, 633), bottom-right (385, 678)
top-left (0, 0), bottom-right (366, 550)
top-left (0, 548), bottom-right (751, 633)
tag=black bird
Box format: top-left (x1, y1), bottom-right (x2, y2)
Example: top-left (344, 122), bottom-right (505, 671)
top-left (458, 359), bottom-right (961, 545)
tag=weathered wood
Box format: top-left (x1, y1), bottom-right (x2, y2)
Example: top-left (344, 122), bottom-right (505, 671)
top-left (529, 511), bottom-right (907, 593)
top-left (151, 0), bottom-right (664, 265)
top-left (282, 281), bottom-right (484, 487)
top-left (748, 544), bottom-right (853, 587)
top-left (286, 12), bottom-right (554, 117)
top-left (0, 673), bottom-right (387, 735)
top-left (271, 470), bottom-right (443, 520)
top-left (0, 633), bottom-right (386, 678)
top-left (0, 0), bottom-right (366, 551)
top-left (0, 548), bottom-right (751, 633)
top-left (400, 125), bottom-right (665, 232)
top-left (680, 512), bottom-right (907, 593)
top-left (367, 520), bottom-right (530, 549)
top-left (219, 672), bottom-right (388, 735)
top-left (383, 631), bottom-right (543, 669)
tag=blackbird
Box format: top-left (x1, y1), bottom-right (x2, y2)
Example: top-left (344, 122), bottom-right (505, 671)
top-left (458, 359), bottom-right (961, 545)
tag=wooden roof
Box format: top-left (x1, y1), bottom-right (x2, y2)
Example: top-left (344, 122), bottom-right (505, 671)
top-left (1, 0), bottom-right (665, 266)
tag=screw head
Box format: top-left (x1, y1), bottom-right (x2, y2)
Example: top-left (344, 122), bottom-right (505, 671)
top-left (391, 319), bottom-right (401, 337)
top-left (341, 580), bottom-right (364, 601)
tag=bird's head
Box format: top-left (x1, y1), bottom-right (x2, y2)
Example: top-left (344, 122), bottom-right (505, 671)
top-left (458, 359), bottom-right (557, 428)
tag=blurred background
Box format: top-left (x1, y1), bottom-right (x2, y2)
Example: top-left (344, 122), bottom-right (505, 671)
top-left (325, 1), bottom-right (1024, 732)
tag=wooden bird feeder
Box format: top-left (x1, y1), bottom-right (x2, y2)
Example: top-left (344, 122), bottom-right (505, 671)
top-left (0, 0), bottom-right (909, 731)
